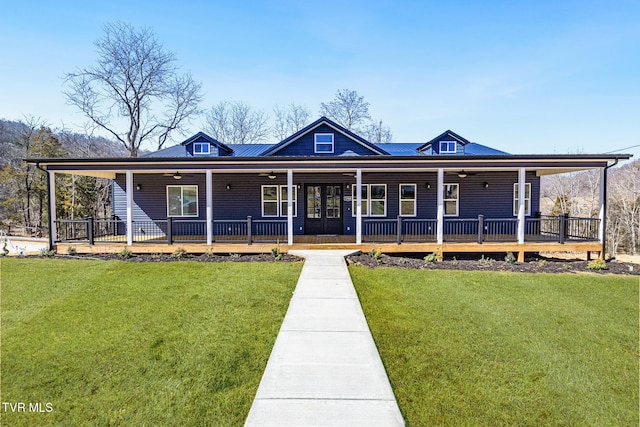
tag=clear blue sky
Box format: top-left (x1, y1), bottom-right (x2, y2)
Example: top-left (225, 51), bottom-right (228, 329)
top-left (1, 0), bottom-right (639, 158)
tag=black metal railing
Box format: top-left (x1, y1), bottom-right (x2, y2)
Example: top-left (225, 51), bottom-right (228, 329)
top-left (362, 214), bottom-right (601, 244)
top-left (54, 216), bottom-right (289, 246)
top-left (54, 214), bottom-right (600, 246)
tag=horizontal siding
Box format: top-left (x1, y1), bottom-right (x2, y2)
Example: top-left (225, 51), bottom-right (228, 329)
top-left (113, 171), bottom-right (541, 235)
top-left (273, 124), bottom-right (380, 156)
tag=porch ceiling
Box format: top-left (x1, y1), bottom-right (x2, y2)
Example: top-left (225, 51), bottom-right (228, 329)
top-left (25, 153), bottom-right (631, 177)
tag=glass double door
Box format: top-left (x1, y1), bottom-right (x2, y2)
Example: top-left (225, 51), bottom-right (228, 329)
top-left (305, 184), bottom-right (342, 235)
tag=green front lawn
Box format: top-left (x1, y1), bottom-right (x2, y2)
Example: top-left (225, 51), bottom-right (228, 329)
top-left (350, 267), bottom-right (639, 427)
top-left (1, 258), bottom-right (301, 426)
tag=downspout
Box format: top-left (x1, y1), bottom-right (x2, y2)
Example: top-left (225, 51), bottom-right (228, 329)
top-left (601, 157), bottom-right (619, 257)
top-left (35, 162), bottom-right (54, 250)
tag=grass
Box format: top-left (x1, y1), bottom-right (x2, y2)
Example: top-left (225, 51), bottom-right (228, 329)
top-left (350, 267), bottom-right (639, 427)
top-left (1, 258), bottom-right (301, 426)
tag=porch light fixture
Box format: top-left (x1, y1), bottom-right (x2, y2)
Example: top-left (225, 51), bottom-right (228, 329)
top-left (267, 172), bottom-right (276, 180)
top-left (172, 172), bottom-right (182, 180)
top-left (226, 184), bottom-right (231, 190)
top-left (136, 184), bottom-right (142, 190)
top-left (425, 183), bottom-right (431, 189)
top-left (483, 182), bottom-right (489, 188)
top-left (457, 170), bottom-right (468, 178)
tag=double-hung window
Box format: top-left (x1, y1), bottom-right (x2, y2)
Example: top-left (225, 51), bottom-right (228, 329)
top-left (167, 185), bottom-right (198, 217)
top-left (314, 133), bottom-right (334, 153)
top-left (352, 184), bottom-right (387, 217)
top-left (262, 185), bottom-right (297, 217)
top-left (399, 184), bottom-right (417, 216)
top-left (443, 184), bottom-right (459, 216)
top-left (513, 183), bottom-right (531, 216)
top-left (193, 142), bottom-right (210, 155)
top-left (440, 141), bottom-right (456, 154)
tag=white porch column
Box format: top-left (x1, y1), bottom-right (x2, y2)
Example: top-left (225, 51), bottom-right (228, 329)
top-left (287, 169), bottom-right (293, 245)
top-left (517, 168), bottom-right (526, 244)
top-left (356, 169), bottom-right (362, 244)
top-left (126, 170), bottom-right (134, 246)
top-left (598, 167), bottom-right (605, 243)
top-left (206, 170), bottom-right (213, 246)
top-left (48, 171), bottom-right (57, 245)
top-left (436, 168), bottom-right (444, 244)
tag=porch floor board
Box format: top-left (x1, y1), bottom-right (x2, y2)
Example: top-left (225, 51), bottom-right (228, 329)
top-left (57, 235), bottom-right (602, 259)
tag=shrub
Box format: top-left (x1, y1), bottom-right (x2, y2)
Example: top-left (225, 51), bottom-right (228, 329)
top-left (39, 248), bottom-right (56, 257)
top-left (424, 251), bottom-right (439, 263)
top-left (587, 259), bottom-right (607, 270)
top-left (172, 248), bottom-right (187, 259)
top-left (271, 246), bottom-right (282, 261)
top-left (117, 247), bottom-right (132, 259)
top-left (480, 255), bottom-right (494, 265)
top-left (67, 246), bottom-right (77, 256)
top-left (537, 259), bottom-right (548, 267)
top-left (504, 252), bottom-right (516, 264)
top-left (204, 248), bottom-right (216, 258)
top-left (370, 249), bottom-right (382, 264)
top-left (1, 240), bottom-right (8, 256)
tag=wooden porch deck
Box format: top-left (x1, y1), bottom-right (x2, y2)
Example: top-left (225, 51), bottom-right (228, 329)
top-left (56, 234), bottom-right (603, 262)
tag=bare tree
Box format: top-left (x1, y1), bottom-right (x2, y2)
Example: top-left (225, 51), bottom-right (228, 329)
top-left (205, 101), bottom-right (270, 144)
top-left (273, 102), bottom-right (310, 140)
top-left (608, 161), bottom-right (640, 254)
top-left (362, 119), bottom-right (393, 144)
top-left (64, 22), bottom-right (203, 157)
top-left (320, 89), bottom-right (371, 133)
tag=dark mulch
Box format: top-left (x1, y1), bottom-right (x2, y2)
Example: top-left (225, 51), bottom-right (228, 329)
top-left (31, 251), bottom-right (639, 275)
top-left (346, 252), bottom-right (640, 275)
top-left (58, 252), bottom-right (302, 263)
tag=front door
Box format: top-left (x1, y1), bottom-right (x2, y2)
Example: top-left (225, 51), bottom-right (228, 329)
top-left (305, 184), bottom-right (343, 235)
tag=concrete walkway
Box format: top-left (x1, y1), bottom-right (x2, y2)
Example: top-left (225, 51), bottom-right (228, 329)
top-left (245, 250), bottom-right (405, 426)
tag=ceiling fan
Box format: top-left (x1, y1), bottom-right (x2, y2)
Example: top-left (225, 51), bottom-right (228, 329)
top-left (162, 171), bottom-right (194, 180)
top-left (446, 170), bottom-right (477, 178)
top-left (258, 171), bottom-right (277, 179)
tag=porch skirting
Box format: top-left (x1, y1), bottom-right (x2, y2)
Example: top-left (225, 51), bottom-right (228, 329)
top-left (55, 240), bottom-right (603, 262)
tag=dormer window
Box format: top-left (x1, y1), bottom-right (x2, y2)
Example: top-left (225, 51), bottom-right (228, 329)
top-left (440, 141), bottom-right (456, 154)
top-left (314, 133), bottom-right (334, 153)
top-left (193, 142), bottom-right (210, 155)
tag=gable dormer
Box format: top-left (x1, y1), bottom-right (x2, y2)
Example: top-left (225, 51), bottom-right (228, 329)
top-left (181, 132), bottom-right (233, 157)
top-left (261, 117), bottom-right (389, 156)
top-left (418, 130), bottom-right (471, 155)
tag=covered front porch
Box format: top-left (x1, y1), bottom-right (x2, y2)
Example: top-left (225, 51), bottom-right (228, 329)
top-left (33, 154), bottom-right (617, 261)
top-left (54, 213), bottom-right (602, 261)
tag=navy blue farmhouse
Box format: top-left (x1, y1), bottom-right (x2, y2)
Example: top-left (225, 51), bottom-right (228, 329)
top-left (26, 117), bottom-right (632, 261)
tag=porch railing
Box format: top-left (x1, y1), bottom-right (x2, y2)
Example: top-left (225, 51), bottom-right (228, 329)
top-left (55, 214), bottom-right (600, 247)
top-left (363, 215), bottom-right (600, 244)
top-left (54, 216), bottom-right (288, 246)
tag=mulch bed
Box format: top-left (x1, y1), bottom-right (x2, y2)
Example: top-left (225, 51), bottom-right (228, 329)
top-left (346, 252), bottom-right (640, 275)
top-left (33, 251), bottom-right (639, 275)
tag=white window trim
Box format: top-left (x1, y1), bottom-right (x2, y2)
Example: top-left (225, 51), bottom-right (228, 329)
top-left (513, 183), bottom-right (532, 216)
top-left (280, 185), bottom-right (298, 218)
top-left (262, 185), bottom-right (297, 218)
top-left (369, 184), bottom-right (387, 217)
top-left (351, 184), bottom-right (388, 217)
top-left (440, 140), bottom-right (456, 154)
top-left (314, 133), bottom-right (334, 154)
top-left (443, 183), bottom-right (459, 217)
top-left (166, 185), bottom-right (199, 217)
top-left (352, 184), bottom-right (369, 217)
top-left (399, 183), bottom-right (417, 217)
top-left (193, 142), bottom-right (210, 154)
